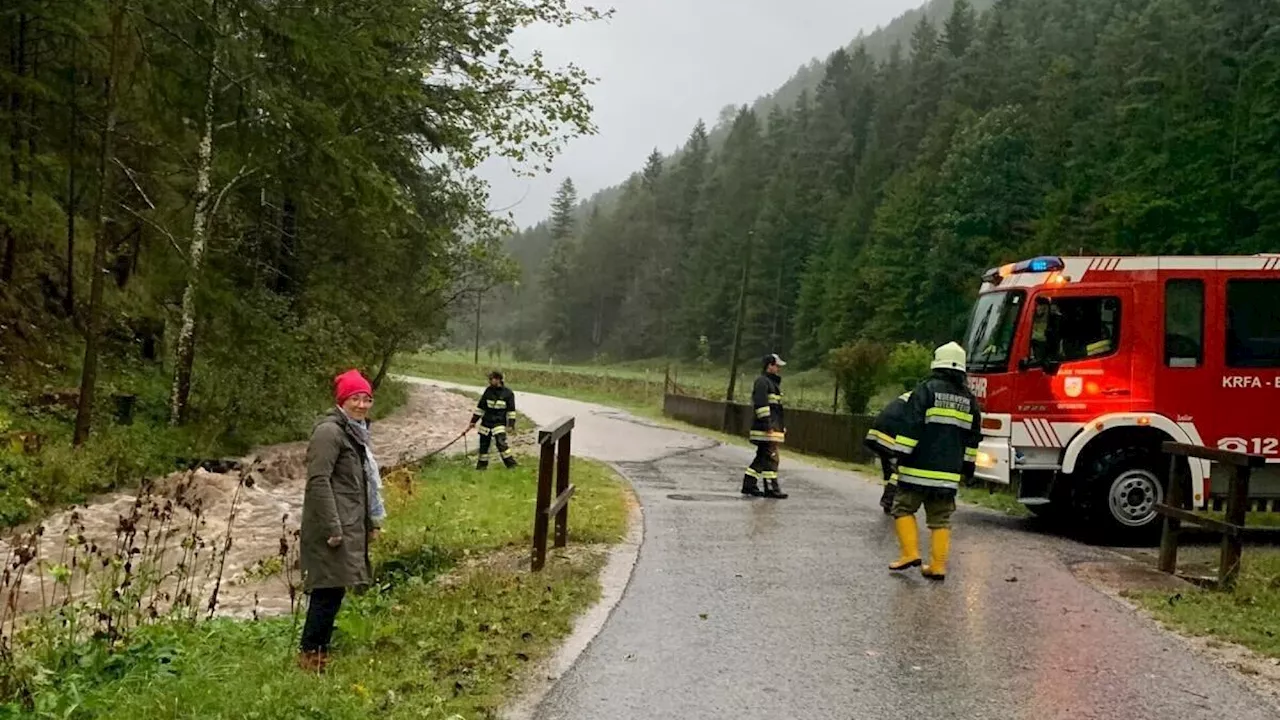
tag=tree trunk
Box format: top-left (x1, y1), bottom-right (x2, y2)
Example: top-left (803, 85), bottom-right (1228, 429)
top-left (170, 29), bottom-right (219, 426)
top-left (473, 287), bottom-right (481, 364)
top-left (372, 337), bottom-right (399, 391)
top-left (592, 294), bottom-right (603, 349)
top-left (64, 41), bottom-right (79, 316)
top-left (769, 251), bottom-right (784, 351)
top-left (74, 2), bottom-right (126, 447)
top-left (724, 238), bottom-right (753, 406)
top-left (274, 194), bottom-right (297, 294)
top-left (2, 13), bottom-right (28, 283)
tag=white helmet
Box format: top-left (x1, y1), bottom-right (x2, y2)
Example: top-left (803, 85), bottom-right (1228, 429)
top-left (931, 342), bottom-right (967, 372)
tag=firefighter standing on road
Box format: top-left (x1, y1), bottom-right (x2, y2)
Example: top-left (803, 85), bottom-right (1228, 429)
top-left (469, 371), bottom-right (519, 470)
top-left (742, 353), bottom-right (788, 499)
top-left (888, 342), bottom-right (981, 580)
top-left (865, 390), bottom-right (913, 514)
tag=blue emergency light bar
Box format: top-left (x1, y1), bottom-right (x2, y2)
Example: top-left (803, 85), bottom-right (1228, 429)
top-left (982, 256), bottom-right (1065, 284)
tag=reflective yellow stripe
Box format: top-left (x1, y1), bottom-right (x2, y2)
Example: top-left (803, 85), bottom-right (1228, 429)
top-left (477, 426), bottom-right (492, 436)
top-left (898, 467), bottom-right (961, 489)
top-left (749, 430), bottom-right (786, 443)
top-left (888, 473), bottom-right (899, 484)
top-left (761, 471), bottom-right (778, 479)
top-left (767, 394), bottom-right (783, 403)
top-left (898, 392), bottom-right (911, 401)
top-left (926, 407), bottom-right (974, 423)
top-left (755, 407), bottom-right (771, 418)
top-left (866, 429), bottom-right (895, 445)
top-left (895, 435), bottom-right (918, 449)
top-left (501, 450), bottom-right (514, 458)
top-left (491, 425), bottom-right (506, 435)
top-left (964, 448), bottom-right (978, 460)
top-left (900, 467), bottom-right (962, 481)
top-left (744, 468), bottom-right (762, 479)
top-left (488, 400), bottom-right (507, 408)
top-left (1087, 339), bottom-right (1112, 355)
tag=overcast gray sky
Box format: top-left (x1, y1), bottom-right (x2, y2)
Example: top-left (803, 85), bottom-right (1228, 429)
top-left (479, 0), bottom-right (923, 228)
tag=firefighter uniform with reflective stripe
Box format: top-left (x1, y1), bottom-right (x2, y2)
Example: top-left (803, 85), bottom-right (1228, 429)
top-left (865, 391), bottom-right (912, 513)
top-left (472, 384), bottom-right (518, 469)
top-left (743, 369), bottom-right (788, 498)
top-left (889, 342), bottom-right (981, 580)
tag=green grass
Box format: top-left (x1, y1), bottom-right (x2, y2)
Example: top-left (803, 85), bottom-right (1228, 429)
top-left (2, 455), bottom-right (632, 719)
top-left (404, 350), bottom-right (841, 412)
top-left (1132, 548), bottom-right (1280, 659)
top-left (1200, 510), bottom-right (1280, 528)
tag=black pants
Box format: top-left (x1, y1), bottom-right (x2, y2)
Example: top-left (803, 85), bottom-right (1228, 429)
top-left (876, 450), bottom-right (898, 511)
top-left (745, 441), bottom-right (780, 486)
top-left (300, 587), bottom-right (346, 652)
top-left (477, 423), bottom-right (516, 468)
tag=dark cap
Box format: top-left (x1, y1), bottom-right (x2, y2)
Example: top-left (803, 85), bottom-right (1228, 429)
top-left (763, 353), bottom-right (787, 368)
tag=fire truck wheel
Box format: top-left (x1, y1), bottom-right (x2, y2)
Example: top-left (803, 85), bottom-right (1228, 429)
top-left (1080, 447), bottom-right (1166, 545)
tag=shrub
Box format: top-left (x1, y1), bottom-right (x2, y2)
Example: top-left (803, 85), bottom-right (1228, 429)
top-left (825, 341), bottom-right (890, 415)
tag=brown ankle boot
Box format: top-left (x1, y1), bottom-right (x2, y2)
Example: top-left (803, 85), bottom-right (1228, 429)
top-left (297, 650), bottom-right (325, 673)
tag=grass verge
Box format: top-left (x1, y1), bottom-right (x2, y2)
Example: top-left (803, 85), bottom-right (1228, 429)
top-left (2, 454), bottom-right (631, 719)
top-left (400, 351), bottom-right (843, 412)
top-left (1131, 549), bottom-right (1280, 659)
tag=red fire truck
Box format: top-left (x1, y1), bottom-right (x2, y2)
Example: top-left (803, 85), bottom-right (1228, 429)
top-left (962, 254), bottom-right (1280, 543)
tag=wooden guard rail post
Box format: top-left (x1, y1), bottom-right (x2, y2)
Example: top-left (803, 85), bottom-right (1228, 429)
top-left (1156, 441), bottom-right (1269, 589)
top-left (532, 416), bottom-right (576, 572)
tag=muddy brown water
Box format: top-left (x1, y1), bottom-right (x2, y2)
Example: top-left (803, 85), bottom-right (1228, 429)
top-left (0, 385), bottom-right (476, 621)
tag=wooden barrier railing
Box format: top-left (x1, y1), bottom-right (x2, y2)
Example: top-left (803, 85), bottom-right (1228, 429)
top-left (532, 416), bottom-right (576, 572)
top-left (1156, 441), bottom-right (1276, 589)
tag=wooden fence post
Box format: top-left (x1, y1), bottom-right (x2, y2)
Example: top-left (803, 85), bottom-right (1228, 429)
top-left (1158, 454), bottom-right (1184, 574)
top-left (555, 432), bottom-right (571, 548)
top-left (532, 416), bottom-right (576, 572)
top-left (533, 439), bottom-right (554, 572)
top-left (1220, 464), bottom-right (1251, 589)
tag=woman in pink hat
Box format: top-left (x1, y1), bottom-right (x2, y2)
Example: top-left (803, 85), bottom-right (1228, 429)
top-left (297, 369), bottom-right (385, 671)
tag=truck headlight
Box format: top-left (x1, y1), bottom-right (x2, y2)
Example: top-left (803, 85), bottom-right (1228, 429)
top-left (976, 451), bottom-right (996, 469)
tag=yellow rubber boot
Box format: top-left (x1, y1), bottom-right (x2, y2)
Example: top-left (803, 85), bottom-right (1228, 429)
top-left (922, 528), bottom-right (951, 580)
top-left (889, 516), bottom-right (922, 571)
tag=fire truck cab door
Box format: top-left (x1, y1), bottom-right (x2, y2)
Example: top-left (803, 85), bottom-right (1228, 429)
top-left (1014, 288), bottom-right (1135, 448)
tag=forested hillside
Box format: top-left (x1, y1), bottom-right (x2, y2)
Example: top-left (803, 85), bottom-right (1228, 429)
top-left (489, 0), bottom-right (1280, 369)
top-left (0, 0), bottom-right (597, 523)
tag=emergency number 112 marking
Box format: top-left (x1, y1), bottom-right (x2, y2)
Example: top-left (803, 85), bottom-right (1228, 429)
top-left (1219, 437), bottom-right (1280, 455)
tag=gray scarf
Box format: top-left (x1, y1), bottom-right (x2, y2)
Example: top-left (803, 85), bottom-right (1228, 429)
top-left (340, 410), bottom-right (386, 529)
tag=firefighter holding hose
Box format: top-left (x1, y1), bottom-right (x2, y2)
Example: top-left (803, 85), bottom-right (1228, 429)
top-left (468, 371), bottom-right (519, 470)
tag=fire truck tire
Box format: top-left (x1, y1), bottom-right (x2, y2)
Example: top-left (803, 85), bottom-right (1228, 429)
top-left (1078, 446), bottom-right (1166, 545)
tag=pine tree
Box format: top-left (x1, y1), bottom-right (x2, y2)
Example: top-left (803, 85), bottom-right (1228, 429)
top-left (549, 177), bottom-right (578, 241)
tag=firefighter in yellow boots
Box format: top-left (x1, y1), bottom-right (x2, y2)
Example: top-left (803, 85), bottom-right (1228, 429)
top-left (888, 342), bottom-right (981, 580)
top-left (865, 390), bottom-right (912, 514)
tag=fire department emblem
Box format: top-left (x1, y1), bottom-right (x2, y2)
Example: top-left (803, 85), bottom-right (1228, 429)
top-left (1064, 376), bottom-right (1084, 398)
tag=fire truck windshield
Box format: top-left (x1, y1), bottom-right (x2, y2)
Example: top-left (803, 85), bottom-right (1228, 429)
top-left (964, 290), bottom-right (1025, 373)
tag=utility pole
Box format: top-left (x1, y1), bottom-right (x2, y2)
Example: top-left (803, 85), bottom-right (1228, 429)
top-left (473, 286), bottom-right (482, 365)
top-left (724, 230), bottom-right (754, 422)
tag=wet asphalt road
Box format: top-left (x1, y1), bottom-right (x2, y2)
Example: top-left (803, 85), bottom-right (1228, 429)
top-left (406, 379), bottom-right (1278, 720)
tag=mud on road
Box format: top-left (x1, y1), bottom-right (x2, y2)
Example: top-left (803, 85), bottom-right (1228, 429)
top-left (0, 385), bottom-right (476, 621)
